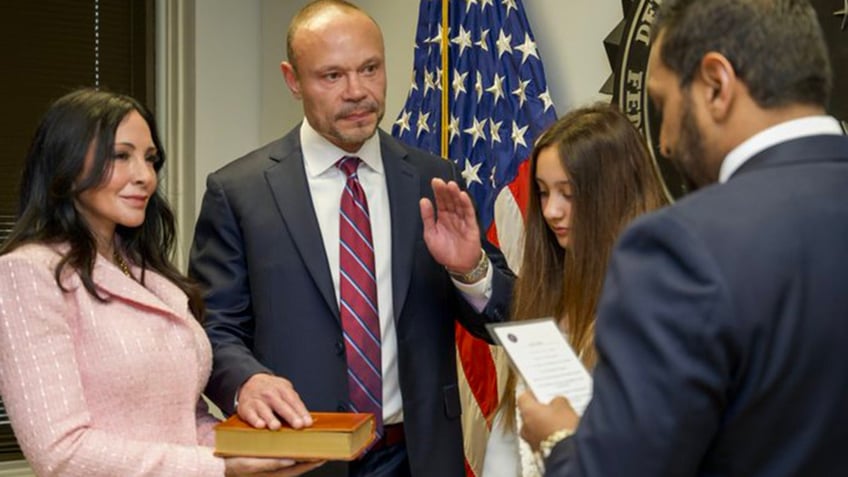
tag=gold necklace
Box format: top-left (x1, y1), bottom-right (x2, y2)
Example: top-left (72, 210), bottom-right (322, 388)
top-left (113, 251), bottom-right (133, 279)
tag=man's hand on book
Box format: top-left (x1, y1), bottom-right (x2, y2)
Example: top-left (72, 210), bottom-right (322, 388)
top-left (224, 457), bottom-right (325, 476)
top-left (236, 373), bottom-right (313, 430)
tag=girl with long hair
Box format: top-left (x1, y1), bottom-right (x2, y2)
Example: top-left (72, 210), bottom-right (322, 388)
top-left (486, 103), bottom-right (668, 476)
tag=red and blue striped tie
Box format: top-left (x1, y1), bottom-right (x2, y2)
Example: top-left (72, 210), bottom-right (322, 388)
top-left (337, 156), bottom-right (383, 437)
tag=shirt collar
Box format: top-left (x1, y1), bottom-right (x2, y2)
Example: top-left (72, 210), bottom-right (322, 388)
top-left (719, 115), bottom-right (843, 183)
top-left (299, 118), bottom-right (383, 178)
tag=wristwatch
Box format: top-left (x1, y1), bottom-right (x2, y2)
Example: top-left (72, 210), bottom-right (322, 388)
top-left (448, 249), bottom-right (489, 284)
top-left (539, 428), bottom-right (575, 459)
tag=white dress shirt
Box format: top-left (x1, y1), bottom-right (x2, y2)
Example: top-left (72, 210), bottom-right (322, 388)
top-left (299, 119), bottom-right (493, 424)
top-left (719, 115), bottom-right (844, 183)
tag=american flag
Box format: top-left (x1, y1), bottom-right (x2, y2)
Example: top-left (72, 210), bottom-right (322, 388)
top-left (391, 0), bottom-right (557, 475)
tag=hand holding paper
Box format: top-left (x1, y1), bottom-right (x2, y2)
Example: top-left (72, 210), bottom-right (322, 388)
top-left (487, 318), bottom-right (592, 411)
top-left (517, 393), bottom-right (578, 451)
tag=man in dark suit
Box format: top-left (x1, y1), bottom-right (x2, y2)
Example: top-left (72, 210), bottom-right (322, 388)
top-left (189, 1), bottom-right (514, 476)
top-left (518, 0), bottom-right (848, 475)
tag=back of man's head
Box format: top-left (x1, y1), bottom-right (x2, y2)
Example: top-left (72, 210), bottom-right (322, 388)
top-left (653, 0), bottom-right (832, 110)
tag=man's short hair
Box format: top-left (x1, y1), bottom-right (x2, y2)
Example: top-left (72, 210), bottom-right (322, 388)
top-left (653, 0), bottom-right (832, 109)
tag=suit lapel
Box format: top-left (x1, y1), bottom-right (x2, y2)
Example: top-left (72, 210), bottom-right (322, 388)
top-left (264, 130), bottom-right (339, 319)
top-left (380, 132), bottom-right (421, 321)
top-left (732, 134), bottom-right (848, 179)
top-left (94, 260), bottom-right (188, 320)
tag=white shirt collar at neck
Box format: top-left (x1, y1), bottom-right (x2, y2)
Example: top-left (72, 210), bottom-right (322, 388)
top-left (719, 115), bottom-right (843, 183)
top-left (299, 118), bottom-right (383, 178)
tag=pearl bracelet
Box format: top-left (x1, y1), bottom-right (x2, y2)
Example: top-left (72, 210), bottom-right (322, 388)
top-left (539, 428), bottom-right (575, 459)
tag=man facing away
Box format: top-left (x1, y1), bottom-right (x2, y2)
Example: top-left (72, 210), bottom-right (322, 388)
top-left (518, 0), bottom-right (848, 475)
top-left (189, 1), bottom-right (515, 476)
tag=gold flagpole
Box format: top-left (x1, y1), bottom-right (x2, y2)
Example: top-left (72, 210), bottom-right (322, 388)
top-left (440, 0), bottom-right (450, 157)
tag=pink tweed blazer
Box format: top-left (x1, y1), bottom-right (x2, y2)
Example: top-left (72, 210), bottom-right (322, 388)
top-left (0, 243), bottom-right (226, 476)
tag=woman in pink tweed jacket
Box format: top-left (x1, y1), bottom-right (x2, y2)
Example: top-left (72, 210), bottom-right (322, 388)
top-left (0, 89), bottom-right (321, 477)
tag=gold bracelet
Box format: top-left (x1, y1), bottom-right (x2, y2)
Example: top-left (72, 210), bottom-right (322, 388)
top-left (539, 428), bottom-right (575, 459)
top-left (448, 249), bottom-right (489, 284)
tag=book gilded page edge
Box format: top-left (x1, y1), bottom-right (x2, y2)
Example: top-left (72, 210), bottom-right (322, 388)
top-left (213, 415), bottom-right (377, 461)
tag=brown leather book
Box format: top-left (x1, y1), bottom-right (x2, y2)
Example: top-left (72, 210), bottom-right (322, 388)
top-left (214, 412), bottom-right (376, 461)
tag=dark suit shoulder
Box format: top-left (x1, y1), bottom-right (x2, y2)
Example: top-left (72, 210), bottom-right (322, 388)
top-left (618, 142), bottom-right (848, 327)
top-left (663, 145), bottom-right (848, 242)
top-left (665, 135), bottom-right (848, 231)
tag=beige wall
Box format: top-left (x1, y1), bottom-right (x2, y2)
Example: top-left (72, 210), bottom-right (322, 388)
top-left (0, 460), bottom-right (33, 477)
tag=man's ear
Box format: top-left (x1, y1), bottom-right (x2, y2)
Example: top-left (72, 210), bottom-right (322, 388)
top-left (697, 52), bottom-right (736, 121)
top-left (280, 61), bottom-right (302, 100)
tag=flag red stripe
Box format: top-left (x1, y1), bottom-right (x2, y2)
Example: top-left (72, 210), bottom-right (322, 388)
top-left (508, 158), bottom-right (532, 220)
top-left (456, 324), bottom-right (499, 422)
top-left (464, 456), bottom-right (474, 477)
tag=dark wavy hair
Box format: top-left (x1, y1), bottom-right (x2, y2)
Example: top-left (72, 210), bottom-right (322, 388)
top-left (653, 0), bottom-right (831, 109)
top-left (0, 88), bottom-right (204, 319)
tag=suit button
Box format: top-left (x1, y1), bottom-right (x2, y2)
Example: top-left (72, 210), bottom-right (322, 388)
top-left (337, 401), bottom-right (348, 412)
top-left (335, 340), bottom-right (345, 355)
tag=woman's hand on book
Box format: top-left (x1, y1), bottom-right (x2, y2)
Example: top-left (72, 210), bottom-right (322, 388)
top-left (224, 457), bottom-right (325, 476)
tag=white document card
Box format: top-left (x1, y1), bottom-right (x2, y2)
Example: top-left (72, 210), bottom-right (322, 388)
top-left (488, 318), bottom-right (593, 414)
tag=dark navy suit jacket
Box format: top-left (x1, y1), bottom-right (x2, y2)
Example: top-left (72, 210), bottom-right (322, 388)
top-left (545, 134), bottom-right (848, 476)
top-left (189, 127), bottom-right (514, 476)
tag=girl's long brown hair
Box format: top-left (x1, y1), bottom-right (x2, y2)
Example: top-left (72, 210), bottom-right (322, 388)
top-left (501, 103), bottom-right (668, 429)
